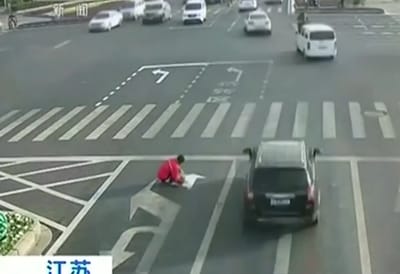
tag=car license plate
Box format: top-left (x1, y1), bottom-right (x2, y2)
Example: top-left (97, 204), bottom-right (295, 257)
top-left (270, 199), bottom-right (290, 206)
top-left (319, 46), bottom-right (327, 49)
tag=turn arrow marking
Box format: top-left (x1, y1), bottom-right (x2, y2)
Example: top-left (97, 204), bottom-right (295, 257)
top-left (183, 174), bottom-right (206, 189)
top-left (152, 69), bottom-right (170, 84)
top-left (227, 67), bottom-right (243, 82)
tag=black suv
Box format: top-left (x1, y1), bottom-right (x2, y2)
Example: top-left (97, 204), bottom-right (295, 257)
top-left (242, 140), bottom-right (321, 226)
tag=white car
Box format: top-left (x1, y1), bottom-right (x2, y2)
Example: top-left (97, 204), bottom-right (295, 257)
top-left (296, 23), bottom-right (337, 59)
top-left (88, 10), bottom-right (123, 32)
top-left (238, 0), bottom-right (257, 12)
top-left (244, 10), bottom-right (271, 35)
top-left (118, 0), bottom-right (145, 20)
top-left (182, 0), bottom-right (207, 24)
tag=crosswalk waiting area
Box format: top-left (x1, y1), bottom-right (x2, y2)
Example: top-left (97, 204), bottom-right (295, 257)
top-left (0, 101), bottom-right (398, 143)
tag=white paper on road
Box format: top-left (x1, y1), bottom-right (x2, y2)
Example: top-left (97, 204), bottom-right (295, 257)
top-left (182, 174), bottom-right (206, 189)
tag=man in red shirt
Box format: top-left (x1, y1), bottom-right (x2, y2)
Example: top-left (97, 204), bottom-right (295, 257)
top-left (156, 155), bottom-right (186, 186)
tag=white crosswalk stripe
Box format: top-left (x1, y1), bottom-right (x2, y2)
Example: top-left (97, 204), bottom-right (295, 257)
top-left (263, 102), bottom-right (282, 139)
top-left (86, 105), bottom-right (132, 140)
top-left (349, 102), bottom-right (366, 139)
top-left (0, 109), bottom-right (41, 138)
top-left (231, 103), bottom-right (256, 138)
top-left (375, 102), bottom-right (396, 139)
top-left (323, 101), bottom-right (336, 139)
top-left (292, 102), bottom-right (308, 138)
top-left (3, 101), bottom-right (400, 143)
top-left (8, 107), bottom-right (63, 142)
top-left (142, 103), bottom-right (180, 139)
top-left (59, 106), bottom-right (108, 141)
top-left (113, 104), bottom-right (155, 140)
top-left (201, 103), bottom-right (230, 138)
top-left (171, 103), bottom-right (205, 138)
top-left (33, 106), bottom-right (85, 142)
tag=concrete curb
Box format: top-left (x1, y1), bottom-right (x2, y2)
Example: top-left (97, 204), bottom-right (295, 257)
top-left (294, 6), bottom-right (384, 13)
top-left (17, 17), bottom-right (89, 29)
top-left (16, 0), bottom-right (98, 15)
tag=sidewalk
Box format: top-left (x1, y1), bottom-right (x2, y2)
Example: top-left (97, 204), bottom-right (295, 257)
top-left (366, 0), bottom-right (400, 14)
top-left (0, 14), bottom-right (52, 31)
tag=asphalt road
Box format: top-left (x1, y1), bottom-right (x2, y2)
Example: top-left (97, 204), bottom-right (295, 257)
top-left (0, 0), bottom-right (400, 273)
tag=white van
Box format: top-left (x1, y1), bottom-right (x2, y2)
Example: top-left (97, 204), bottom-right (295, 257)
top-left (296, 23), bottom-right (337, 59)
top-left (118, 0), bottom-right (145, 20)
top-left (142, 0), bottom-right (172, 23)
top-left (182, 0), bottom-right (207, 24)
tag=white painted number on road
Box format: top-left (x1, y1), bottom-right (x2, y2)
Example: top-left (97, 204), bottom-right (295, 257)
top-left (227, 67), bottom-right (243, 82)
top-left (213, 88), bottom-right (234, 95)
top-left (76, 4), bottom-right (89, 17)
top-left (207, 96), bottom-right (230, 103)
top-left (152, 69), bottom-right (170, 84)
top-left (218, 81), bottom-right (237, 88)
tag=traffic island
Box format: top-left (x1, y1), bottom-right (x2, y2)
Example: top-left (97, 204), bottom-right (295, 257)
top-left (0, 211), bottom-right (52, 255)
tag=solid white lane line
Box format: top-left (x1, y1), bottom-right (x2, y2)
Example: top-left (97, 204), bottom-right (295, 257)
top-left (394, 182), bottom-right (400, 213)
top-left (142, 103), bottom-right (180, 139)
top-left (273, 234), bottom-right (292, 274)
top-left (350, 161), bottom-right (372, 274)
top-left (0, 109), bottom-right (41, 138)
top-left (231, 103), bottom-right (256, 138)
top-left (86, 105), bottom-right (132, 140)
top-left (53, 40), bottom-right (71, 49)
top-left (8, 107), bottom-right (63, 142)
top-left (33, 106), bottom-right (86, 142)
top-left (263, 102), bottom-right (282, 138)
top-left (323, 101), bottom-right (336, 139)
top-left (190, 161), bottom-right (236, 274)
top-left (201, 103), bottom-right (230, 138)
top-left (59, 105), bottom-right (108, 140)
top-left (171, 103), bottom-right (205, 138)
top-left (349, 102), bottom-right (366, 138)
top-left (292, 102), bottom-right (308, 138)
top-left (375, 102), bottom-right (395, 138)
top-left (113, 104), bottom-right (155, 140)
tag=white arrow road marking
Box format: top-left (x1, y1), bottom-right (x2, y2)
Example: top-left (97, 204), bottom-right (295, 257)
top-left (183, 174), bottom-right (206, 189)
top-left (227, 67), bottom-right (243, 82)
top-left (152, 69), bottom-right (170, 84)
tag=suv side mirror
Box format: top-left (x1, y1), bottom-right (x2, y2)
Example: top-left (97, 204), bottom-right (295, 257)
top-left (242, 147), bottom-right (253, 160)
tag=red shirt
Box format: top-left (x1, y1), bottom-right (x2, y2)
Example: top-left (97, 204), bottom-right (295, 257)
top-left (156, 159), bottom-right (183, 184)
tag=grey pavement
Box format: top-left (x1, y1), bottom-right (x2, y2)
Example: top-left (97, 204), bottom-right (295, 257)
top-left (0, 0), bottom-right (399, 273)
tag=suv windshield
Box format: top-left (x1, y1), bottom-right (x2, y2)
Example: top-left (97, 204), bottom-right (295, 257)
top-left (94, 13), bottom-right (110, 19)
top-left (146, 4), bottom-right (162, 10)
top-left (250, 14), bottom-right (266, 20)
top-left (310, 31), bottom-right (335, 40)
top-left (253, 167), bottom-right (309, 192)
top-left (185, 3), bottom-right (202, 10)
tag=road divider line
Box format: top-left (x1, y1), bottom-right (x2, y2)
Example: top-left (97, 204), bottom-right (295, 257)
top-left (171, 103), bottom-right (205, 138)
top-left (349, 102), bottom-right (366, 138)
top-left (113, 104), bottom-right (155, 140)
top-left (0, 109), bottom-right (41, 138)
top-left (8, 107), bottom-right (63, 142)
top-left (323, 101), bottom-right (336, 139)
top-left (33, 106), bottom-right (85, 142)
top-left (262, 102), bottom-right (282, 138)
top-left (375, 102), bottom-right (395, 138)
top-left (231, 103), bottom-right (256, 138)
top-left (0, 199), bottom-right (66, 231)
top-left (46, 160), bottom-right (130, 255)
top-left (350, 161), bottom-right (372, 274)
top-left (394, 182), bottom-right (400, 212)
top-left (53, 40), bottom-right (71, 49)
top-left (213, 8), bottom-right (221, 15)
top-left (86, 105), bottom-right (132, 140)
top-left (190, 161), bottom-right (236, 274)
top-left (273, 234), bottom-right (292, 274)
top-left (142, 103), bottom-right (180, 139)
top-left (59, 106), bottom-right (108, 141)
top-left (201, 103), bottom-right (230, 138)
top-left (292, 102), bottom-right (308, 138)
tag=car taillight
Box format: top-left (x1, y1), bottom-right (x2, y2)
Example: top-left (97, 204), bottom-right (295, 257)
top-left (307, 42), bottom-right (311, 50)
top-left (307, 185), bottom-right (315, 206)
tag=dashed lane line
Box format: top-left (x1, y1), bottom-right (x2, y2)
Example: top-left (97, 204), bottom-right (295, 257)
top-left (175, 67), bottom-right (206, 104)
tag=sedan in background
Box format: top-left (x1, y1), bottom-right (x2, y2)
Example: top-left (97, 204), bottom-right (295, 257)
top-left (88, 10), bottom-right (123, 32)
top-left (238, 0), bottom-right (257, 12)
top-left (244, 10), bottom-right (271, 35)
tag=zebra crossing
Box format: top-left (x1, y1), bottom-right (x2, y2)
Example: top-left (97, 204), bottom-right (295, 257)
top-left (0, 101), bottom-right (399, 143)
